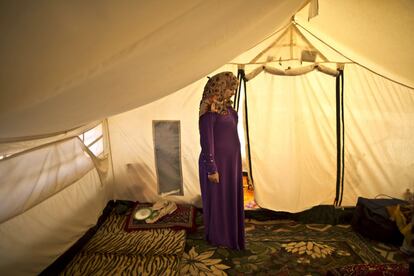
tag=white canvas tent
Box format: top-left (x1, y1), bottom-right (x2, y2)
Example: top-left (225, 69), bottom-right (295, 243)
top-left (1, 0), bottom-right (414, 274)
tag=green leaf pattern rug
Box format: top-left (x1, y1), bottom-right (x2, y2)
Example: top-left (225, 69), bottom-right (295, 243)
top-left (180, 216), bottom-right (409, 275)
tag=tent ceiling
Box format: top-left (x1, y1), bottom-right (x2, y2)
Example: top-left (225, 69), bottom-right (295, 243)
top-left (294, 0), bottom-right (414, 89)
top-left (1, 0), bottom-right (413, 141)
top-left (0, 0), bottom-right (305, 140)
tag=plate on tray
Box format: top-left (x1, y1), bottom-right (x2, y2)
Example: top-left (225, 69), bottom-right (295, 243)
top-left (134, 207), bottom-right (152, 220)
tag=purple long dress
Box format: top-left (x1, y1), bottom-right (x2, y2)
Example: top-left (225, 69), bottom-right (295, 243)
top-left (198, 107), bottom-right (245, 250)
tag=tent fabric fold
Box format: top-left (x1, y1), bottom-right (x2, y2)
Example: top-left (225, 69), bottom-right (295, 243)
top-left (244, 64), bottom-right (340, 81)
top-left (0, 0), bottom-right (306, 139)
top-left (276, 63), bottom-right (339, 76)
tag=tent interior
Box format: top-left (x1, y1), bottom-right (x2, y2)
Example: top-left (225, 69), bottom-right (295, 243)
top-left (1, 0), bottom-right (414, 274)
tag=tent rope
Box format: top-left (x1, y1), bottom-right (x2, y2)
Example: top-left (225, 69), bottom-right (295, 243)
top-left (237, 20), bottom-right (293, 60)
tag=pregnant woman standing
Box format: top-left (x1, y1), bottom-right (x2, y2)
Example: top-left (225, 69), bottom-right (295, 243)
top-left (198, 71), bottom-right (245, 250)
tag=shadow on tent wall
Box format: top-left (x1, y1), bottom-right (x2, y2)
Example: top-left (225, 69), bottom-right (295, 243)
top-left (126, 163), bottom-right (157, 197)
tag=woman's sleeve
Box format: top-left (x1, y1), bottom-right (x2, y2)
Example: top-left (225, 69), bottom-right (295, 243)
top-left (199, 113), bottom-right (217, 174)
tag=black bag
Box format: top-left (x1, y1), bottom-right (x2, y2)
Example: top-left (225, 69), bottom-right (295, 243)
top-left (351, 197), bottom-right (405, 245)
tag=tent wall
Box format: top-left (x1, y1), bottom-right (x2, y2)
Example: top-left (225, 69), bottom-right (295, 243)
top-left (0, 131), bottom-right (112, 275)
top-left (247, 70), bottom-right (338, 212)
top-left (109, 60), bottom-right (414, 212)
top-left (0, 138), bottom-right (96, 223)
top-left (0, 168), bottom-right (107, 275)
top-left (108, 73), bottom-right (213, 206)
top-left (341, 64), bottom-right (414, 205)
top-left (245, 64), bottom-right (414, 211)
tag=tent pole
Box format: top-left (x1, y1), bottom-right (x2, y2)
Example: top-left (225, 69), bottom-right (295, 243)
top-left (234, 69), bottom-right (243, 111)
top-left (334, 69), bottom-right (345, 206)
top-left (339, 70), bottom-right (345, 206)
top-left (334, 71), bottom-right (341, 206)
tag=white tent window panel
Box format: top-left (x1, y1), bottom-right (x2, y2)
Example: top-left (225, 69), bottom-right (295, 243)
top-left (0, 138), bottom-right (95, 223)
top-left (88, 140), bottom-right (104, 157)
top-left (78, 123), bottom-right (104, 157)
top-left (153, 120), bottom-right (183, 196)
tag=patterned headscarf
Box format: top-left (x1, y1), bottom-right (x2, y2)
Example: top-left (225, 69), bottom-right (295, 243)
top-left (199, 71), bottom-right (239, 117)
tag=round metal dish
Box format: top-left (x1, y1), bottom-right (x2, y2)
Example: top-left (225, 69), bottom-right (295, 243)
top-left (134, 207), bottom-right (152, 220)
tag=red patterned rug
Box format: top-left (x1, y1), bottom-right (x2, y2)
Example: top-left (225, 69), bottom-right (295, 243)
top-left (326, 262), bottom-right (410, 276)
top-left (125, 202), bottom-right (196, 232)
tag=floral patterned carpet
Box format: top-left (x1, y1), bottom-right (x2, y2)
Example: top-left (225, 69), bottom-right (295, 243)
top-left (180, 212), bottom-right (410, 275)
